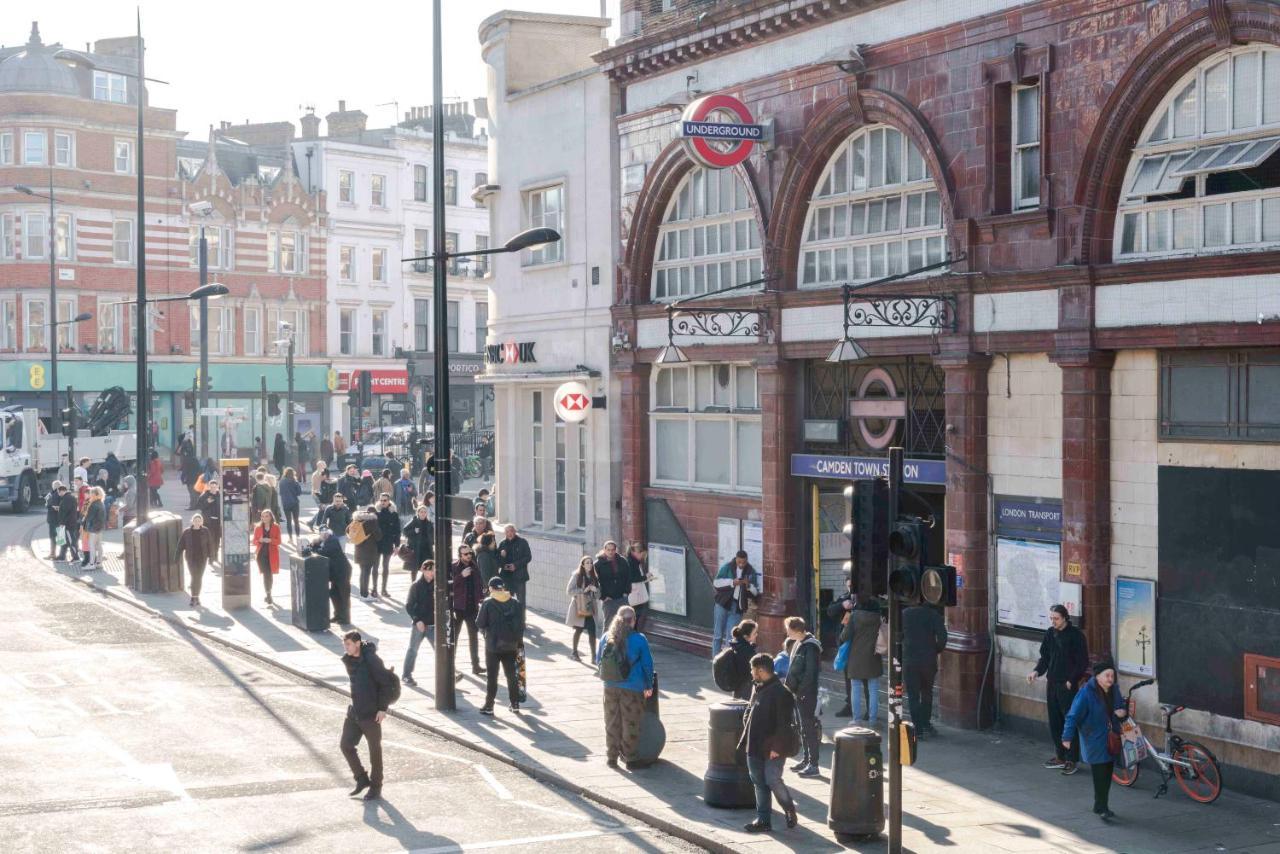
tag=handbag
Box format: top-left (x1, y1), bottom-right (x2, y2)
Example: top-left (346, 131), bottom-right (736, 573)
top-left (397, 543), bottom-right (415, 564)
top-left (574, 592), bottom-right (593, 619)
top-left (1106, 727), bottom-right (1123, 758)
top-left (875, 621), bottom-right (889, 656)
top-left (833, 638), bottom-right (852, 672)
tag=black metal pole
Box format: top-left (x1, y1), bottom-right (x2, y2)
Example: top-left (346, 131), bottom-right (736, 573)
top-left (887, 446), bottom-right (904, 853)
top-left (286, 336), bottom-right (295, 470)
top-left (48, 166), bottom-right (56, 426)
top-left (134, 11), bottom-right (149, 523)
top-left (198, 225), bottom-right (208, 461)
top-left (260, 375), bottom-right (267, 464)
top-left (66, 385), bottom-right (75, 473)
top-left (431, 0), bottom-right (456, 711)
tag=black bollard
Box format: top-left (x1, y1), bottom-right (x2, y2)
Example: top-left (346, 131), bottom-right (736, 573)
top-left (703, 699), bottom-right (755, 808)
top-left (631, 671), bottom-right (667, 767)
top-left (827, 725), bottom-right (885, 838)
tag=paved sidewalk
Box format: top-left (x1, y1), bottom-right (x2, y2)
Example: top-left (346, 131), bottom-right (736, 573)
top-left (30, 485), bottom-right (1280, 853)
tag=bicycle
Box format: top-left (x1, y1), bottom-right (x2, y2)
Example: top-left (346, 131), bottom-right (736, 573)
top-left (1111, 678), bottom-right (1223, 804)
top-left (462, 453), bottom-right (482, 480)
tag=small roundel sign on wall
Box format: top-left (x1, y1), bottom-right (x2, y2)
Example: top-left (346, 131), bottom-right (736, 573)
top-left (680, 94), bottom-right (764, 170)
top-left (553, 381), bottom-right (593, 423)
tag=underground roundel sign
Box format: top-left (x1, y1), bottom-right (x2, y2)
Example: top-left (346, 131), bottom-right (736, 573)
top-left (553, 381), bottom-right (592, 423)
top-left (680, 94), bottom-right (764, 169)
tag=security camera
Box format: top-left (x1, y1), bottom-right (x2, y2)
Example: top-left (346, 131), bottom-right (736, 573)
top-left (188, 201), bottom-right (214, 216)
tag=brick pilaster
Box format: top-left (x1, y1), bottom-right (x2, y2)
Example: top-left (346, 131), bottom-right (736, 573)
top-left (1053, 349), bottom-right (1114, 659)
top-left (616, 360), bottom-right (650, 550)
top-left (936, 352), bottom-right (995, 729)
top-left (755, 357), bottom-right (799, 652)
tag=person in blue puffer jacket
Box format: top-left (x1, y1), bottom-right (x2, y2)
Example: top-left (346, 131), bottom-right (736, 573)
top-left (597, 605), bottom-right (654, 770)
top-left (1061, 657), bottom-right (1128, 821)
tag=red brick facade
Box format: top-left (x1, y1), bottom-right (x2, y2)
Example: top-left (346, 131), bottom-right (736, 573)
top-left (603, 0), bottom-right (1280, 733)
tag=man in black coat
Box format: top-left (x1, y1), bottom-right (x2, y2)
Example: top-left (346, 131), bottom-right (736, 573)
top-left (55, 483), bottom-right (81, 563)
top-left (340, 631), bottom-right (396, 801)
top-left (739, 653), bottom-right (798, 833)
top-left (374, 493), bottom-right (401, 597)
top-left (318, 493), bottom-right (352, 546)
top-left (402, 561), bottom-right (434, 686)
top-left (902, 603), bottom-right (949, 739)
top-left (318, 532), bottom-right (352, 625)
top-left (496, 524), bottom-right (533, 605)
top-left (45, 482), bottom-right (62, 560)
top-left (1027, 604), bottom-right (1090, 773)
top-left (825, 575), bottom-right (858, 716)
top-left (475, 576), bottom-right (526, 714)
top-left (594, 540), bottom-right (632, 629)
top-left (337, 464), bottom-right (361, 506)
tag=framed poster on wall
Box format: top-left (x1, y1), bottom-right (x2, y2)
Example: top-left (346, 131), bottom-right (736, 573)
top-left (995, 537), bottom-right (1081, 631)
top-left (647, 543), bottom-right (687, 616)
top-left (1115, 577), bottom-right (1156, 677)
top-left (742, 520), bottom-right (764, 572)
top-left (717, 518), bottom-right (741, 571)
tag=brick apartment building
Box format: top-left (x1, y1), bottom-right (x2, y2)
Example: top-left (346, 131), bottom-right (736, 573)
top-left (0, 23), bottom-right (327, 452)
top-left (601, 0), bottom-right (1280, 795)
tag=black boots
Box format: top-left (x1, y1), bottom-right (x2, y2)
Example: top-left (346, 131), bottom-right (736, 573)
top-left (349, 775), bottom-right (370, 797)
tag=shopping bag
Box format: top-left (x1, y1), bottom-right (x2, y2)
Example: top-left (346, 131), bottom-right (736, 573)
top-left (1120, 717), bottom-right (1147, 767)
top-left (833, 638), bottom-right (852, 672)
top-left (516, 643), bottom-right (527, 703)
top-left (55, 525), bottom-right (66, 547)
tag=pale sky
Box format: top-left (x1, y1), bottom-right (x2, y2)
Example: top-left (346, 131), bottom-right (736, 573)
top-left (8, 0), bottom-right (619, 139)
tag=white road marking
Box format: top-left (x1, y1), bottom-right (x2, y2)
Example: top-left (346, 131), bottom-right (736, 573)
top-left (472, 763), bottom-right (512, 800)
top-left (399, 826), bottom-right (651, 854)
top-left (93, 734), bottom-right (192, 804)
top-left (509, 799), bottom-right (621, 824)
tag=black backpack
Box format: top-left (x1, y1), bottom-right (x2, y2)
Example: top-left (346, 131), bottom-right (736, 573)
top-left (597, 639), bottom-right (633, 682)
top-left (712, 647), bottom-right (738, 692)
top-left (491, 604), bottom-right (523, 653)
top-left (380, 664), bottom-right (402, 707)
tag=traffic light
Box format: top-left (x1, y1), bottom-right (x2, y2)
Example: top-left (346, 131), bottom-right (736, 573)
top-left (423, 380), bottom-right (435, 417)
top-left (358, 370), bottom-right (373, 407)
top-left (59, 405), bottom-right (76, 438)
top-left (888, 517), bottom-right (927, 603)
top-left (844, 478), bottom-right (888, 600)
top-left (347, 387), bottom-right (360, 410)
top-left (183, 390), bottom-right (195, 410)
top-left (920, 564), bottom-right (958, 607)
top-left (267, 393), bottom-right (281, 417)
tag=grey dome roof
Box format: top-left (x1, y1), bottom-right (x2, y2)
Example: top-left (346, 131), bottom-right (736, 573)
top-left (0, 23), bottom-right (78, 96)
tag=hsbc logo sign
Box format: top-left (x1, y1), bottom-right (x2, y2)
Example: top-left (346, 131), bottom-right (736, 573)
top-left (554, 381), bottom-right (592, 423)
top-left (485, 341), bottom-right (537, 365)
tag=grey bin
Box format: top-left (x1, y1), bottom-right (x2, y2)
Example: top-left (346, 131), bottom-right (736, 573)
top-left (291, 552), bottom-right (331, 632)
top-left (703, 699), bottom-right (755, 808)
top-left (123, 512), bottom-right (183, 594)
top-left (628, 672), bottom-right (667, 767)
top-left (827, 725), bottom-right (885, 838)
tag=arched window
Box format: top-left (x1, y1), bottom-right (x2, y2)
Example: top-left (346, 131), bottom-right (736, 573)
top-left (798, 125), bottom-right (945, 288)
top-left (1117, 45), bottom-right (1280, 259)
top-left (652, 166), bottom-right (762, 301)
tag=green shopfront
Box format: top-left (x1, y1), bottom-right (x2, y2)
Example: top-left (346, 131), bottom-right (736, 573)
top-left (0, 359), bottom-right (333, 456)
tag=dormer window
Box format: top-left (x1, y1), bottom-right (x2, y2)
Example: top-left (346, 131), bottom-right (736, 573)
top-left (93, 71), bottom-right (127, 104)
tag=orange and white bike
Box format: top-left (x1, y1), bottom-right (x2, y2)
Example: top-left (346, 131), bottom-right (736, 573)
top-left (1111, 679), bottom-right (1222, 804)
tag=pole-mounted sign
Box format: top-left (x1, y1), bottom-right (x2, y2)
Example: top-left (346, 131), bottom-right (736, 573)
top-left (680, 94), bottom-right (763, 169)
top-left (553, 381), bottom-right (592, 423)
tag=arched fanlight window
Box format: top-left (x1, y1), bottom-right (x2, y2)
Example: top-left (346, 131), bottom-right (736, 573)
top-left (798, 125), bottom-right (946, 288)
top-left (1117, 45), bottom-right (1280, 258)
top-left (652, 166), bottom-right (762, 301)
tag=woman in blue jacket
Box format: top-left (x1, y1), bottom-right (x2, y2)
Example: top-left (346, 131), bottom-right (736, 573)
top-left (597, 605), bottom-right (654, 770)
top-left (1061, 657), bottom-right (1128, 820)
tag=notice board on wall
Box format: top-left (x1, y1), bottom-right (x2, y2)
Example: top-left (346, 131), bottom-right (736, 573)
top-left (647, 543), bottom-right (688, 617)
top-left (996, 537), bottom-right (1080, 631)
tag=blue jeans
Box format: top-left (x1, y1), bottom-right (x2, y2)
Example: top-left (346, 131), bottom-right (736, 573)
top-left (746, 754), bottom-right (793, 825)
top-left (852, 678), bottom-right (879, 723)
top-left (711, 603), bottom-right (741, 658)
top-left (402, 623), bottom-right (434, 680)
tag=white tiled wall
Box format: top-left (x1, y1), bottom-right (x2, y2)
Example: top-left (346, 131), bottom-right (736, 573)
top-left (1096, 275), bottom-right (1280, 328)
top-left (973, 290), bottom-right (1060, 332)
top-left (1110, 350), bottom-right (1159, 583)
top-left (987, 353), bottom-right (1063, 499)
top-left (521, 533), bottom-right (594, 619)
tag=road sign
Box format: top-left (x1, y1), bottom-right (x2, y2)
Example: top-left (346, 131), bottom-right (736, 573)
top-left (553, 381), bottom-right (592, 423)
top-left (680, 94), bottom-right (763, 169)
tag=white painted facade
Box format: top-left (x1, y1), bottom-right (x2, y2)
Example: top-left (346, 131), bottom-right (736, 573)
top-left (479, 11), bottom-right (620, 616)
top-left (293, 117), bottom-right (491, 436)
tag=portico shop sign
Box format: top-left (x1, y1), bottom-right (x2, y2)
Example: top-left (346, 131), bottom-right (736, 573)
top-left (790, 453), bottom-right (946, 486)
top-left (680, 94), bottom-right (764, 169)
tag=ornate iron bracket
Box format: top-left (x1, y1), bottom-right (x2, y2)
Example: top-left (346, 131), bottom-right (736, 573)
top-left (668, 305), bottom-right (766, 338)
top-left (844, 293), bottom-right (957, 331)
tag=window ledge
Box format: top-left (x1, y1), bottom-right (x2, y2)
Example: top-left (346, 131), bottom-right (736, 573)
top-left (973, 207), bottom-right (1052, 230)
top-left (521, 260), bottom-right (568, 272)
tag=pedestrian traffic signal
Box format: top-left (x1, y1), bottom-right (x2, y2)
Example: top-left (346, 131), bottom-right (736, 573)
top-left (59, 406), bottom-right (76, 438)
top-left (267, 393), bottom-right (281, 417)
top-left (844, 478), bottom-right (888, 600)
top-left (920, 564), bottom-right (958, 607)
top-left (183, 390), bottom-right (195, 410)
top-left (358, 370), bottom-right (373, 407)
top-left (888, 518), bottom-right (927, 603)
top-left (347, 386), bottom-right (360, 410)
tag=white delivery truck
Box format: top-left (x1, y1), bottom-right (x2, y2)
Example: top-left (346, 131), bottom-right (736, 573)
top-left (0, 405), bottom-right (137, 512)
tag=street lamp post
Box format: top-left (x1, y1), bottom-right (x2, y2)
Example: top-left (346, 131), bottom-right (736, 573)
top-left (407, 0), bottom-right (560, 707)
top-left (273, 323), bottom-right (296, 469)
top-left (15, 170), bottom-right (61, 424)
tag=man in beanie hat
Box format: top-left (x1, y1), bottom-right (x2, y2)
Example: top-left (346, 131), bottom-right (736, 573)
top-left (475, 576), bottom-right (526, 715)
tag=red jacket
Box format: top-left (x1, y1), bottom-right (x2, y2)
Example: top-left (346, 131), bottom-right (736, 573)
top-left (147, 458), bottom-right (164, 488)
top-left (252, 522), bottom-right (281, 573)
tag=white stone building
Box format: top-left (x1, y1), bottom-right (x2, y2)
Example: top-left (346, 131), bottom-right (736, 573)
top-left (478, 11), bottom-right (620, 614)
top-left (292, 102), bottom-right (492, 442)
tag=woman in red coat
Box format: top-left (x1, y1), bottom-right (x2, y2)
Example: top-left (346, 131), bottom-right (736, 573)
top-left (251, 509), bottom-right (282, 606)
top-left (146, 450), bottom-right (164, 507)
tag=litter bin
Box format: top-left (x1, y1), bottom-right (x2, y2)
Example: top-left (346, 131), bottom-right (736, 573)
top-left (630, 672), bottom-right (667, 767)
top-left (703, 699), bottom-right (754, 808)
top-left (291, 550), bottom-right (331, 631)
top-left (123, 512), bottom-right (183, 594)
top-left (827, 725), bottom-right (884, 838)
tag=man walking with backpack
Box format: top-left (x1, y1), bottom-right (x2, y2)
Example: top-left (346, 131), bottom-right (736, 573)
top-left (740, 652), bottom-right (799, 833)
top-left (597, 605), bottom-right (654, 770)
top-left (339, 630), bottom-right (399, 802)
top-left (475, 577), bottom-right (525, 714)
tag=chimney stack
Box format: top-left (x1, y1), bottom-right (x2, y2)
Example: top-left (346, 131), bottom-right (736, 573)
top-left (300, 108), bottom-right (320, 140)
top-left (325, 100), bottom-right (367, 139)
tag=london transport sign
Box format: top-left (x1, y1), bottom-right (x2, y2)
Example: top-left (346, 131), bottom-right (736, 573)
top-left (680, 94), bottom-right (764, 169)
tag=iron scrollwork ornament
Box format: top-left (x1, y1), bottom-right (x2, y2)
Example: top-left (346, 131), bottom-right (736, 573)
top-left (670, 308), bottom-right (764, 338)
top-left (845, 294), bottom-right (957, 331)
